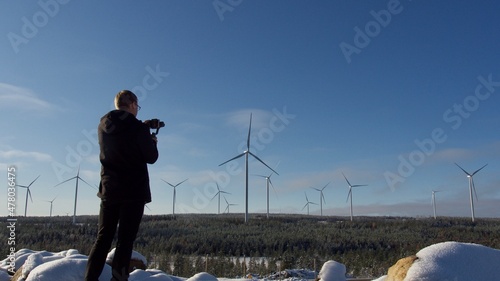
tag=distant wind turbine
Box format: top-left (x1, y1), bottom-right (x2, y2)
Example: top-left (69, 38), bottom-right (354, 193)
top-left (219, 113), bottom-right (279, 223)
top-left (16, 175), bottom-right (40, 217)
top-left (302, 192), bottom-right (317, 215)
top-left (431, 190), bottom-right (441, 219)
top-left (211, 182), bottom-right (230, 214)
top-left (255, 161), bottom-right (280, 219)
top-left (162, 178), bottom-right (188, 218)
top-left (54, 167), bottom-right (93, 224)
top-left (223, 195), bottom-right (237, 214)
top-left (455, 163), bottom-right (487, 222)
top-left (44, 196), bottom-right (57, 217)
top-left (312, 182), bottom-right (330, 216)
top-left (342, 172), bottom-right (367, 221)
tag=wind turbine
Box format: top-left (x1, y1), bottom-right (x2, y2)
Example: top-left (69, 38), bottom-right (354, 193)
top-left (312, 182), bottom-right (330, 216)
top-left (54, 167), bottom-right (93, 224)
top-left (302, 192), bottom-right (317, 215)
top-left (16, 175), bottom-right (40, 217)
top-left (223, 195), bottom-right (237, 214)
top-left (342, 172), bottom-right (367, 221)
top-left (455, 163), bottom-right (487, 222)
top-left (431, 190), bottom-right (442, 219)
top-left (162, 178), bottom-right (188, 218)
top-left (44, 196), bottom-right (57, 217)
top-left (255, 161), bottom-right (280, 218)
top-left (219, 113), bottom-right (279, 223)
top-left (211, 182), bottom-right (230, 214)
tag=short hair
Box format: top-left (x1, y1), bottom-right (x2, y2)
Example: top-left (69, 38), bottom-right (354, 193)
top-left (114, 90), bottom-right (138, 109)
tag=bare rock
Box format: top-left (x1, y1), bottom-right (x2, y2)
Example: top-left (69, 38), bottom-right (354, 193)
top-left (386, 255), bottom-right (418, 281)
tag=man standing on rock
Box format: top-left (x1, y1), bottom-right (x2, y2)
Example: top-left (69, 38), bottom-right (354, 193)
top-left (85, 90), bottom-right (159, 281)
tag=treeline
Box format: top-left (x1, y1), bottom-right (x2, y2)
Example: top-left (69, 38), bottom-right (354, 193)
top-left (3, 214), bottom-right (500, 278)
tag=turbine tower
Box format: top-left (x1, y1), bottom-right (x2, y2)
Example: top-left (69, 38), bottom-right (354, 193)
top-left (219, 113), bottom-right (278, 223)
top-left (312, 182), bottom-right (330, 216)
top-left (16, 175), bottom-right (40, 217)
top-left (455, 163), bottom-right (487, 222)
top-left (431, 190), bottom-right (441, 219)
top-left (162, 178), bottom-right (188, 218)
top-left (211, 182), bottom-right (230, 214)
top-left (302, 192), bottom-right (317, 215)
top-left (54, 167), bottom-right (93, 224)
top-left (342, 172), bottom-right (367, 221)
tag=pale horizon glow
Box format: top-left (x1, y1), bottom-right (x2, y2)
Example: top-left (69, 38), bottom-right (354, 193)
top-left (1, 1), bottom-right (499, 219)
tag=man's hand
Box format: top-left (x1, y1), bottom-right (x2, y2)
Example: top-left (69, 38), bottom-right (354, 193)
top-left (151, 134), bottom-right (158, 144)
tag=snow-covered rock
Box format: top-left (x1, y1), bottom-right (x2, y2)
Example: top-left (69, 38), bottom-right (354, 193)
top-left (318, 260), bottom-right (346, 281)
top-left (25, 258), bottom-right (111, 281)
top-left (186, 272), bottom-right (218, 281)
top-left (405, 241), bottom-right (500, 280)
top-left (107, 248), bottom-right (147, 271)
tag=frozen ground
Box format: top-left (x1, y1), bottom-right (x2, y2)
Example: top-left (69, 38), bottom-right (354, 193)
top-left (2, 242), bottom-right (500, 281)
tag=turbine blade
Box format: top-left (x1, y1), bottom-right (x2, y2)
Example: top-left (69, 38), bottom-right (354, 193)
top-left (346, 188), bottom-right (352, 203)
top-left (211, 192), bottom-right (218, 201)
top-left (78, 177), bottom-right (94, 188)
top-left (342, 172), bottom-right (352, 187)
top-left (221, 191), bottom-right (231, 195)
top-left (471, 164), bottom-right (488, 176)
top-left (162, 179), bottom-right (175, 188)
top-left (175, 178), bottom-right (189, 187)
top-left (322, 182), bottom-right (330, 191)
top-left (268, 177), bottom-right (274, 187)
top-left (27, 175), bottom-right (41, 187)
top-left (247, 113), bottom-right (252, 150)
top-left (54, 176), bottom-right (77, 187)
top-left (471, 178), bottom-right (479, 202)
top-left (248, 151), bottom-right (279, 175)
top-left (352, 184), bottom-right (368, 187)
top-left (28, 189), bottom-right (33, 203)
top-left (219, 152), bottom-right (246, 166)
top-left (455, 163), bottom-right (471, 176)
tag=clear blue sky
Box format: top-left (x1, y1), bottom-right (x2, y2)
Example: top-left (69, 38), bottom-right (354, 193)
top-left (1, 0), bottom-right (499, 219)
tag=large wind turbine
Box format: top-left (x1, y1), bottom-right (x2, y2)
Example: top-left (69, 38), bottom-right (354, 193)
top-left (302, 192), bottom-right (317, 215)
top-left (312, 182), bottom-right (330, 216)
top-left (219, 113), bottom-right (279, 223)
top-left (455, 163), bottom-right (487, 222)
top-left (342, 172), bottom-right (367, 221)
top-left (162, 178), bottom-right (188, 218)
top-left (211, 182), bottom-right (230, 214)
top-left (54, 167), bottom-right (93, 224)
top-left (431, 190), bottom-right (441, 219)
top-left (16, 175), bottom-right (40, 217)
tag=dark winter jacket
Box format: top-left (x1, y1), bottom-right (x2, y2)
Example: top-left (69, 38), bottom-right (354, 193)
top-left (97, 110), bottom-right (158, 203)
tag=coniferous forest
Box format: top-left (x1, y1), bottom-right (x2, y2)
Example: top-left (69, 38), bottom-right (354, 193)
top-left (2, 214), bottom-right (500, 278)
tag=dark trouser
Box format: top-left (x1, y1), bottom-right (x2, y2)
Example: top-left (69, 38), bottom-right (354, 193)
top-left (85, 200), bottom-right (145, 281)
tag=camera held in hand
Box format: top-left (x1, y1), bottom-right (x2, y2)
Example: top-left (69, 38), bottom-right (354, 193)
top-left (144, 118), bottom-right (165, 136)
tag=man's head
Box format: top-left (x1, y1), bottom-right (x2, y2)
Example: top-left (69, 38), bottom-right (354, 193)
top-left (114, 90), bottom-right (140, 116)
